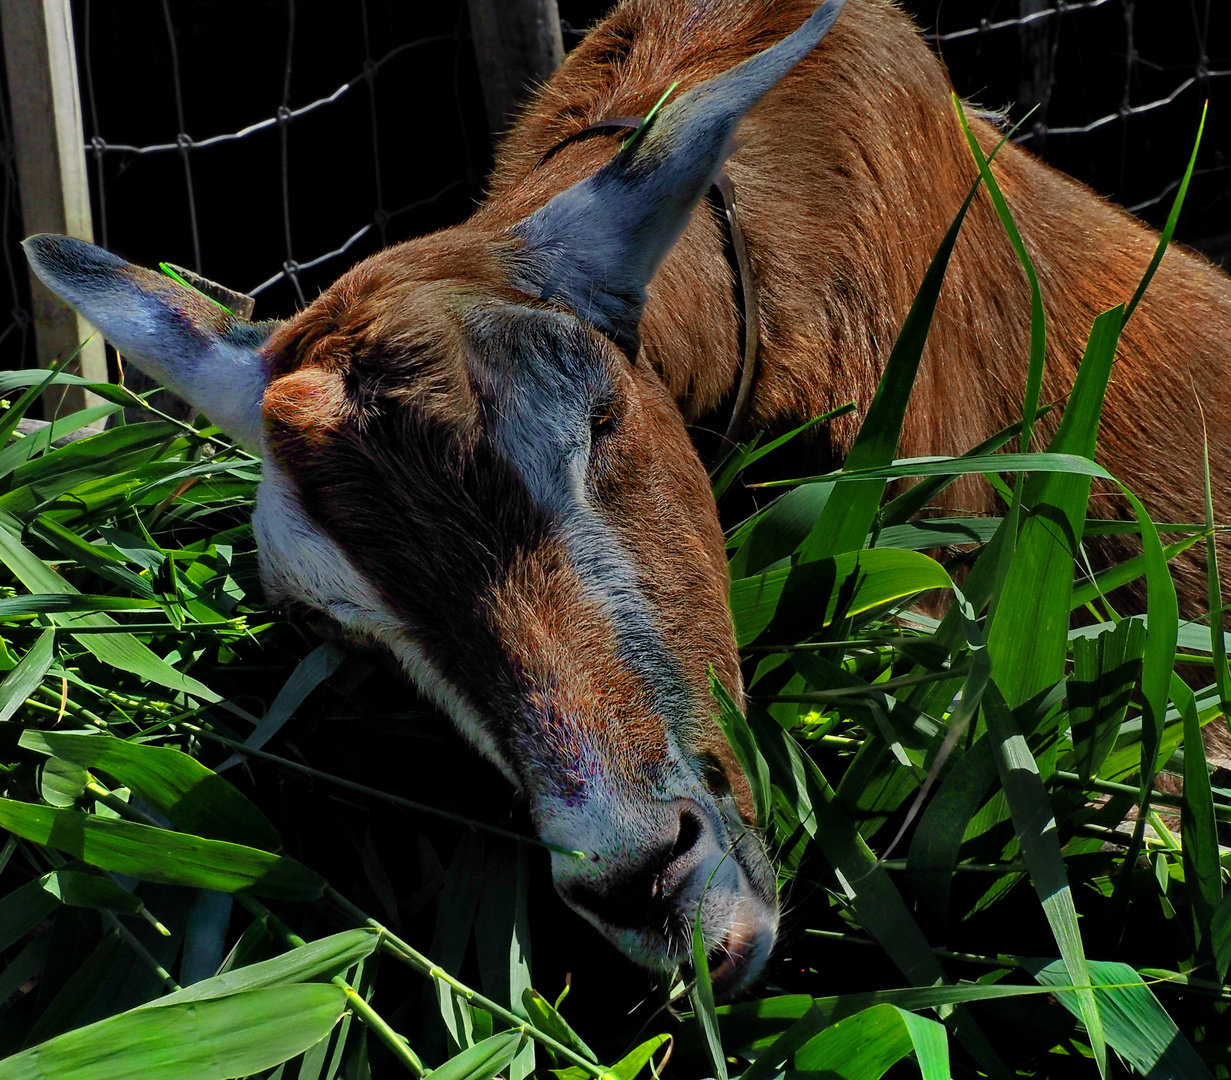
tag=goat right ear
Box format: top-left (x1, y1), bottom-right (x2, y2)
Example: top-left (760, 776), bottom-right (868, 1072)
top-left (22, 234), bottom-right (273, 454)
top-left (509, 0), bottom-right (847, 355)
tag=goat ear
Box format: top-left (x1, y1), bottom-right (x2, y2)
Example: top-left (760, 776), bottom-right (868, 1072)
top-left (510, 0), bottom-right (847, 354)
top-left (22, 234), bottom-right (272, 453)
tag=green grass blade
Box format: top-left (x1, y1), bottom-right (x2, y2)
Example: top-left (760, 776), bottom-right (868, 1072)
top-left (759, 451), bottom-right (1115, 489)
top-left (144, 929), bottom-right (379, 1008)
top-left (427, 1031), bottom-right (524, 1080)
top-left (795, 175), bottom-right (982, 561)
top-left (1070, 531), bottom-right (1206, 612)
top-left (0, 984), bottom-right (348, 1080)
top-left (746, 707), bottom-right (1008, 1077)
top-left (1172, 674), bottom-right (1221, 970)
top-left (981, 684), bottom-right (1106, 1076)
top-left (1124, 102), bottom-right (1207, 323)
top-left (18, 731), bottom-right (281, 851)
top-left (690, 918), bottom-right (727, 1080)
top-left (1068, 619), bottom-right (1147, 784)
top-left (1028, 959), bottom-right (1213, 1080)
top-left (217, 643), bottom-right (345, 770)
top-left (604, 1034), bottom-right (671, 1080)
top-left (730, 548), bottom-right (951, 648)
top-left (954, 96), bottom-right (1046, 459)
top-left (0, 510), bottom-right (221, 703)
top-left (0, 628), bottom-right (54, 723)
top-left (0, 799), bottom-right (324, 900)
top-left (794, 1003), bottom-right (949, 1080)
top-left (710, 672), bottom-right (772, 829)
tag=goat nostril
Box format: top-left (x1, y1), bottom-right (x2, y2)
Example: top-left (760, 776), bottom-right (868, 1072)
top-left (672, 810), bottom-right (701, 861)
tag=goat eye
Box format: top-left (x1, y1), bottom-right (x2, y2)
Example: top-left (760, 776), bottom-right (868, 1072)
top-left (701, 754), bottom-right (732, 797)
top-left (590, 403), bottom-right (615, 439)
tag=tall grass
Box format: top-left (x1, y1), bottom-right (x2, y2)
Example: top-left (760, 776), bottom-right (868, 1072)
top-left (0, 106), bottom-right (1227, 1079)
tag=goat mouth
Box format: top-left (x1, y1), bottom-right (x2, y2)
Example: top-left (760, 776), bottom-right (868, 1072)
top-left (705, 909), bottom-right (771, 997)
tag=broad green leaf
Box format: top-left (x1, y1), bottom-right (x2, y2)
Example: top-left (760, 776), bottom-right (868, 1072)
top-left (1029, 959), bottom-right (1213, 1080)
top-left (0, 799), bottom-right (324, 900)
top-left (521, 989), bottom-right (596, 1064)
top-left (0, 629), bottom-right (54, 722)
top-left (730, 548), bottom-right (950, 648)
top-left (39, 870), bottom-right (142, 915)
top-left (0, 984), bottom-right (348, 1080)
top-left (605, 1033), bottom-right (670, 1080)
top-left (1069, 619), bottom-right (1146, 783)
top-left (982, 685), bottom-right (1105, 1075)
top-left (146, 928), bottom-right (379, 1008)
top-left (794, 1003), bottom-right (949, 1080)
top-left (19, 731), bottom-right (281, 851)
top-left (427, 1031), bottom-right (524, 1080)
top-left (39, 757), bottom-right (88, 808)
top-left (0, 595), bottom-right (163, 617)
top-left (985, 305), bottom-right (1122, 710)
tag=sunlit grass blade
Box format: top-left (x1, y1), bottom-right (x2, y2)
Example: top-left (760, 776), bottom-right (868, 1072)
top-left (18, 731), bottom-right (281, 851)
top-left (690, 912), bottom-right (727, 1080)
top-left (981, 683), bottom-right (1106, 1076)
top-left (1171, 674), bottom-right (1221, 972)
top-left (757, 451), bottom-right (1115, 489)
top-left (427, 1030), bottom-right (525, 1080)
top-left (0, 984), bottom-right (348, 1080)
top-left (0, 627), bottom-right (54, 722)
top-left (730, 548), bottom-right (951, 648)
top-left (984, 305), bottom-right (1123, 708)
top-left (1028, 959), bottom-right (1213, 1080)
top-left (1124, 102), bottom-right (1207, 323)
top-left (0, 798), bottom-right (324, 899)
top-left (793, 1003), bottom-right (949, 1080)
top-left (1068, 619), bottom-right (1146, 784)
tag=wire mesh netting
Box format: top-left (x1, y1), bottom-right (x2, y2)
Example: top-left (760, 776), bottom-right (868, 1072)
top-left (0, 0), bottom-right (1227, 406)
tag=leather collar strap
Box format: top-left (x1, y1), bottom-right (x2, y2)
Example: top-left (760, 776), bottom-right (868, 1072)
top-left (534, 118), bottom-right (761, 453)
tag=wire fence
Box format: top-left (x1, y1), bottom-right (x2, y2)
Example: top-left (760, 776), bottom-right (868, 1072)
top-left (0, 0), bottom-right (1227, 404)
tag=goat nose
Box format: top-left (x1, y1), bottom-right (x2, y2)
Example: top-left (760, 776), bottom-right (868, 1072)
top-left (560, 802), bottom-right (705, 930)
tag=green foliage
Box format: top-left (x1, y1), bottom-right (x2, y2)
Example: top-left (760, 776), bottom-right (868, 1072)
top-left (0, 108), bottom-right (1227, 1080)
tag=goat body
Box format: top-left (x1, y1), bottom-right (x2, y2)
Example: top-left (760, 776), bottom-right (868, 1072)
top-left (24, 0), bottom-right (1230, 994)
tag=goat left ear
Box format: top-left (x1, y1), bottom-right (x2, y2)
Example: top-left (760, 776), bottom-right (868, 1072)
top-left (23, 234), bottom-right (273, 454)
top-left (510, 0), bottom-right (847, 355)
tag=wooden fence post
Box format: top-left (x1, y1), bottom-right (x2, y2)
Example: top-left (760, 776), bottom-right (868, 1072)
top-left (467, 0), bottom-right (563, 140)
top-left (1, 0), bottom-right (107, 414)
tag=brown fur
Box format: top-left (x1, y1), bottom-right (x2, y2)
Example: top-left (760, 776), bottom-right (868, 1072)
top-left (481, 0), bottom-right (1230, 610)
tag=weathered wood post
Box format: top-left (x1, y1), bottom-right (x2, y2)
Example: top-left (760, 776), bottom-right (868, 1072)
top-left (1, 0), bottom-right (107, 414)
top-left (467, 0), bottom-right (564, 140)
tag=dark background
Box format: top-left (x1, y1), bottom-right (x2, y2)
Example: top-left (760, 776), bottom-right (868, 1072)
top-left (0, 0), bottom-right (1228, 390)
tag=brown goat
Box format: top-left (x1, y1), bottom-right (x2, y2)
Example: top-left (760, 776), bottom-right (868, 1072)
top-left (24, 0), bottom-right (1229, 995)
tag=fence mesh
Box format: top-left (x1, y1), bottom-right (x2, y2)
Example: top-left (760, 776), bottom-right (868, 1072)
top-left (0, 0), bottom-right (1227, 408)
